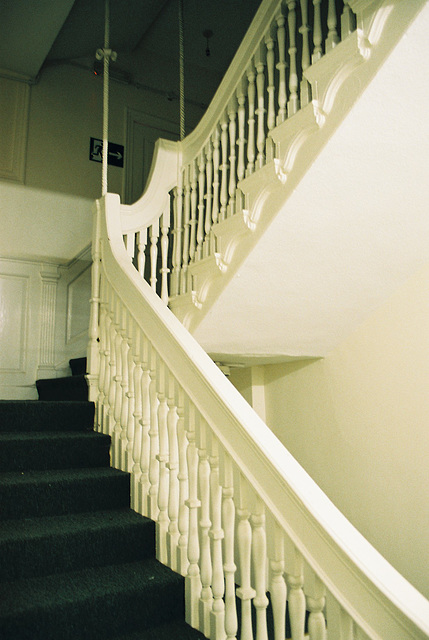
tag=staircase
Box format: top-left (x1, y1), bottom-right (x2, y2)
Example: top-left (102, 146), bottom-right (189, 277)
top-left (0, 361), bottom-right (205, 640)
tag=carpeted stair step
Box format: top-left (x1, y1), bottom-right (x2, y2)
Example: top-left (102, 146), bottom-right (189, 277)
top-left (36, 374), bottom-right (88, 401)
top-left (0, 558), bottom-right (185, 640)
top-left (0, 509), bottom-right (155, 582)
top-left (0, 467), bottom-right (130, 520)
top-left (0, 430), bottom-right (111, 471)
top-left (69, 356), bottom-right (87, 376)
top-left (0, 400), bottom-right (95, 432)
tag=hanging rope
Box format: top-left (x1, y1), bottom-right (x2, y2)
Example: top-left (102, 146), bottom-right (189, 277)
top-left (178, 0), bottom-right (185, 140)
top-left (96, 0), bottom-right (116, 196)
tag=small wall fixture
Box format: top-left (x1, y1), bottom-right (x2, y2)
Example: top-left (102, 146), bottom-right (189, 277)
top-left (203, 29), bottom-right (213, 57)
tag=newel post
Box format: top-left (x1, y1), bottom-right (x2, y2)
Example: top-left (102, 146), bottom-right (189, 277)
top-left (87, 198), bottom-right (102, 404)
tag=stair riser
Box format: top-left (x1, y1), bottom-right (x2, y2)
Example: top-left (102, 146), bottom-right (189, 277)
top-left (0, 576), bottom-right (184, 640)
top-left (0, 473), bottom-right (130, 520)
top-left (36, 375), bottom-right (88, 401)
top-left (0, 401), bottom-right (95, 432)
top-left (0, 435), bottom-right (111, 471)
top-left (0, 520), bottom-right (155, 582)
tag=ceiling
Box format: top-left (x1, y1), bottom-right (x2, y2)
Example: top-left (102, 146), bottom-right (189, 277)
top-left (0, 0), bottom-right (261, 90)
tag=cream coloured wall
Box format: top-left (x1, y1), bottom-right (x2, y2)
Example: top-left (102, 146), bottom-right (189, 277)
top-left (0, 63), bottom-right (205, 263)
top-left (258, 263), bottom-right (429, 599)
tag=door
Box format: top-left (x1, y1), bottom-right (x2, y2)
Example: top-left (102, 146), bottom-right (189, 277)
top-left (124, 108), bottom-right (179, 205)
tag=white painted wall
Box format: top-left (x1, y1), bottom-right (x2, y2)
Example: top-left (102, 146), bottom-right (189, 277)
top-left (240, 263), bottom-right (429, 599)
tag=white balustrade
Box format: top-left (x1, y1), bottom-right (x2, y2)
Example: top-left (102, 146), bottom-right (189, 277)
top-left (117, 1), bottom-right (361, 311)
top-left (90, 199), bottom-right (429, 639)
top-left (86, 3), bottom-right (429, 639)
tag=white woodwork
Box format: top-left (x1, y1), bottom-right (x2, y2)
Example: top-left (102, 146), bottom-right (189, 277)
top-left (0, 272), bottom-right (29, 374)
top-left (0, 245), bottom-right (91, 399)
top-left (89, 2), bottom-right (429, 638)
top-left (90, 191), bottom-right (429, 640)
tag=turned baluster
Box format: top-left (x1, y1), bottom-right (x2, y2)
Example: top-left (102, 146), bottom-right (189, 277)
top-left (148, 346), bottom-right (160, 521)
top-left (212, 126), bottom-right (221, 227)
top-left (197, 418), bottom-right (213, 637)
top-left (284, 541), bottom-right (306, 640)
top-left (171, 184), bottom-right (183, 297)
top-left (119, 308), bottom-right (130, 471)
top-left (246, 62), bottom-right (256, 176)
top-left (287, 0), bottom-right (300, 117)
top-left (268, 522), bottom-right (287, 640)
top-left (196, 149), bottom-right (206, 261)
top-left (139, 336), bottom-right (151, 516)
top-left (228, 96), bottom-right (237, 217)
top-left (236, 475), bottom-right (256, 640)
top-left (220, 111), bottom-right (229, 222)
top-left (208, 434), bottom-right (225, 640)
top-left (305, 567), bottom-right (327, 640)
top-left (160, 207), bottom-right (170, 304)
top-left (222, 453), bottom-right (238, 640)
top-left (176, 385), bottom-right (189, 577)
top-left (107, 291), bottom-right (117, 443)
top-left (341, 0), bottom-right (356, 40)
top-left (131, 326), bottom-right (143, 512)
top-left (236, 78), bottom-right (247, 185)
top-left (252, 497), bottom-right (269, 640)
top-left (276, 7), bottom-right (288, 125)
top-left (185, 402), bottom-right (202, 628)
top-left (124, 314), bottom-right (136, 474)
top-left (204, 138), bottom-right (213, 257)
top-left (149, 219), bottom-right (159, 293)
top-left (254, 43), bottom-right (266, 170)
top-left (96, 289), bottom-right (107, 432)
top-left (300, 0), bottom-right (312, 106)
top-left (189, 159), bottom-right (198, 263)
top-left (102, 292), bottom-right (113, 435)
top-left (181, 166), bottom-right (191, 294)
top-left (137, 229), bottom-right (147, 279)
top-left (112, 299), bottom-right (124, 468)
top-left (88, 216), bottom-right (100, 405)
top-left (236, 79), bottom-right (246, 214)
top-left (166, 372), bottom-right (180, 571)
top-left (326, 0), bottom-right (340, 50)
top-left (265, 26), bottom-right (276, 161)
top-left (312, 0), bottom-right (323, 63)
top-left (156, 356), bottom-right (170, 564)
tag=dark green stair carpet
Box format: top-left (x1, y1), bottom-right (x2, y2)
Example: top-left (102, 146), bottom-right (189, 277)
top-left (0, 360), bottom-right (206, 639)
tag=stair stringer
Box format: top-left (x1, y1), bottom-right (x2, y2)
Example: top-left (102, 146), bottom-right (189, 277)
top-left (169, 28), bottom-right (369, 335)
top-left (168, 0), bottom-right (429, 360)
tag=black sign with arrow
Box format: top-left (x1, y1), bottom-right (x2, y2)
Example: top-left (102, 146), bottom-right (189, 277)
top-left (89, 137), bottom-right (124, 168)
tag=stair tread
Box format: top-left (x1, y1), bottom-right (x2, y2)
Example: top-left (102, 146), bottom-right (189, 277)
top-left (0, 466), bottom-right (126, 486)
top-left (0, 430), bottom-right (109, 442)
top-left (0, 558), bottom-right (183, 618)
top-left (0, 508), bottom-right (151, 543)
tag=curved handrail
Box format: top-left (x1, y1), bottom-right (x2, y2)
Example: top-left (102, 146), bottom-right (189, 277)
top-left (93, 192), bottom-right (429, 640)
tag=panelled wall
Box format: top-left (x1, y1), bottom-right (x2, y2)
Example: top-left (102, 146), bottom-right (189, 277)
top-left (0, 248), bottom-right (91, 399)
